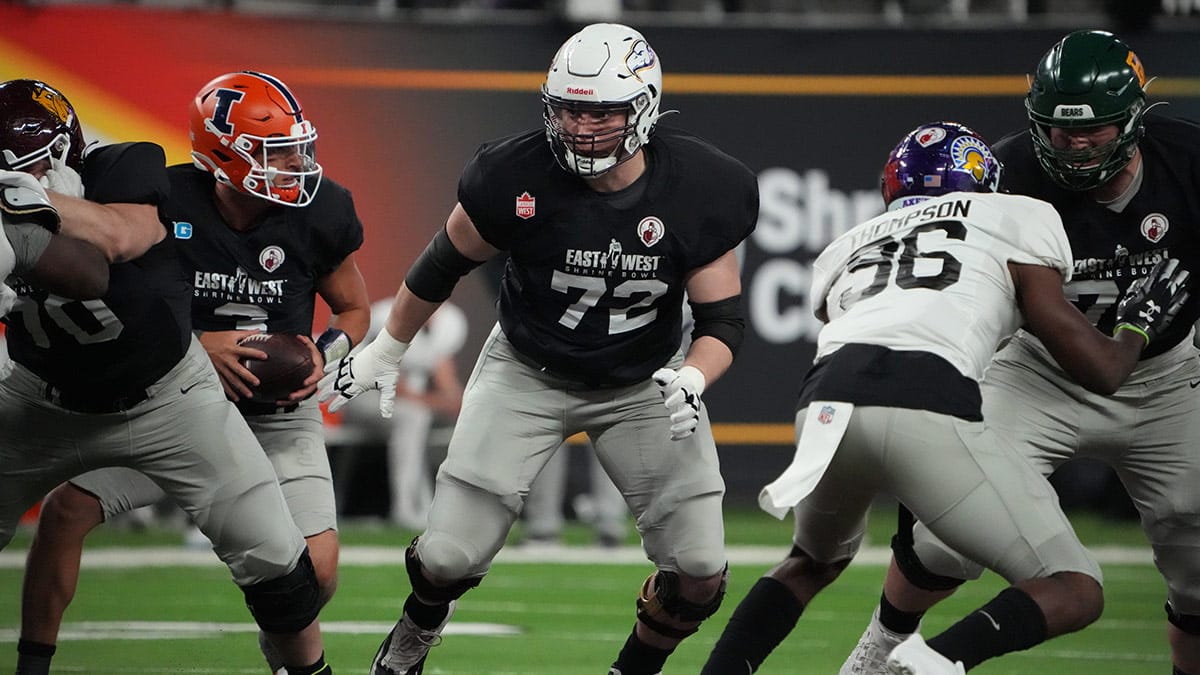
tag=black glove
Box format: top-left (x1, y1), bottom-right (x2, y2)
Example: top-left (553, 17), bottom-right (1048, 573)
top-left (1113, 257), bottom-right (1191, 344)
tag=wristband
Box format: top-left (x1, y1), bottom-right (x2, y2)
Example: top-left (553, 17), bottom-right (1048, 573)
top-left (315, 328), bottom-right (351, 365)
top-left (369, 327), bottom-right (411, 364)
top-left (1113, 323), bottom-right (1150, 346)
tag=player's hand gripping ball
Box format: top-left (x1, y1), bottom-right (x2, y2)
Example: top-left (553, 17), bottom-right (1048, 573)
top-left (238, 333), bottom-right (315, 402)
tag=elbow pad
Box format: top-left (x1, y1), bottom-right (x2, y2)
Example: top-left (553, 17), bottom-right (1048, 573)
top-left (690, 295), bottom-right (745, 357)
top-left (404, 228), bottom-right (483, 302)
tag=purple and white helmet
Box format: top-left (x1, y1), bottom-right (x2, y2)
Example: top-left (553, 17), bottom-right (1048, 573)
top-left (881, 121), bottom-right (1001, 210)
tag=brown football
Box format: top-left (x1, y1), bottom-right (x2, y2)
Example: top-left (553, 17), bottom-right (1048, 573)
top-left (238, 333), bottom-right (316, 402)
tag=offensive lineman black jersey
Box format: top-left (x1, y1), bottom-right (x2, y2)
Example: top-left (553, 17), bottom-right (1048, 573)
top-left (3, 143), bottom-right (187, 395)
top-left (164, 164), bottom-right (364, 336)
top-left (994, 114), bottom-right (1200, 358)
top-left (460, 127), bottom-right (758, 386)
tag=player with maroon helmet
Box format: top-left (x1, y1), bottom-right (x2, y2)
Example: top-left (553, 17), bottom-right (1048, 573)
top-left (9, 74), bottom-right (360, 675)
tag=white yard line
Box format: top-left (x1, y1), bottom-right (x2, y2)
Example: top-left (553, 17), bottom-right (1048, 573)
top-left (0, 544), bottom-right (1153, 569)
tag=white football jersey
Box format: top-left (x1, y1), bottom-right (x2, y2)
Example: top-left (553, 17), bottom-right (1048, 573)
top-left (812, 191), bottom-right (1072, 382)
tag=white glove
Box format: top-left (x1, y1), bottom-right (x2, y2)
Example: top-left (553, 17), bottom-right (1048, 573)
top-left (318, 328), bottom-right (410, 418)
top-left (0, 170), bottom-right (59, 232)
top-left (40, 160), bottom-right (84, 198)
top-left (652, 365), bottom-right (706, 441)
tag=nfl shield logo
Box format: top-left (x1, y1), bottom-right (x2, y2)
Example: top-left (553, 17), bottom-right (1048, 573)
top-left (516, 192), bottom-right (536, 220)
top-left (817, 405), bottom-right (836, 425)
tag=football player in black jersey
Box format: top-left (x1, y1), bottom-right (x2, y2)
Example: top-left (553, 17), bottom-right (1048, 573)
top-left (0, 80), bottom-right (335, 675)
top-left (838, 31), bottom-right (1200, 675)
top-left (16, 72), bottom-right (368, 675)
top-left (320, 22), bottom-right (758, 675)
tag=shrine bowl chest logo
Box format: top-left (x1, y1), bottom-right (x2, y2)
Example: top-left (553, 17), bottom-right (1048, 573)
top-left (516, 191), bottom-right (536, 220)
top-left (638, 216), bottom-right (664, 247)
top-left (259, 245), bottom-right (285, 273)
top-left (1141, 213), bottom-right (1168, 243)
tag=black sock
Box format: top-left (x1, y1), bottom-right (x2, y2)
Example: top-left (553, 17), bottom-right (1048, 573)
top-left (878, 591), bottom-right (923, 634)
top-left (700, 577), bottom-right (804, 674)
top-left (288, 651), bottom-right (331, 675)
top-left (404, 593), bottom-right (451, 630)
top-left (15, 639), bottom-right (56, 675)
top-left (611, 627), bottom-right (674, 675)
top-left (927, 587), bottom-right (1048, 670)
top-left (1175, 668), bottom-right (1194, 675)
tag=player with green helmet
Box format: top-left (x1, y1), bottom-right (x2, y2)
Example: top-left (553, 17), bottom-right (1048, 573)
top-left (1026, 29), bottom-right (1152, 192)
top-left (837, 29), bottom-right (1200, 675)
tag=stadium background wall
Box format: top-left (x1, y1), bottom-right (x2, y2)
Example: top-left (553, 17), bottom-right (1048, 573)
top-left (2, 6), bottom-right (1198, 502)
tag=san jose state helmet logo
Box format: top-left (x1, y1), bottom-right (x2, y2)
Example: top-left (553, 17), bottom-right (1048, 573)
top-left (949, 135), bottom-right (993, 183)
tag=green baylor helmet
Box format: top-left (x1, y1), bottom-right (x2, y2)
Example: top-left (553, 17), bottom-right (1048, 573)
top-left (1026, 30), bottom-right (1149, 191)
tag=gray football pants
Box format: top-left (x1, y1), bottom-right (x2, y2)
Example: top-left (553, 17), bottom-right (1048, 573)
top-left (0, 337), bottom-right (306, 585)
top-left (912, 331), bottom-right (1200, 613)
top-left (416, 324), bottom-right (727, 581)
top-left (71, 398), bottom-right (337, 539)
top-left (791, 404), bottom-right (1101, 585)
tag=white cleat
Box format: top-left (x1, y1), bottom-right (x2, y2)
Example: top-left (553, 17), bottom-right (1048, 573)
top-left (840, 607), bottom-right (914, 675)
top-left (885, 634), bottom-right (966, 675)
top-left (371, 601), bottom-right (455, 675)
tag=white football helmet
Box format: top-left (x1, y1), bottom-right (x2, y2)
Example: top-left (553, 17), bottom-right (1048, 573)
top-left (542, 23), bottom-right (662, 177)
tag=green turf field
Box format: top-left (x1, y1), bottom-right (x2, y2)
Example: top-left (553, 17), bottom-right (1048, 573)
top-left (0, 506), bottom-right (1165, 674)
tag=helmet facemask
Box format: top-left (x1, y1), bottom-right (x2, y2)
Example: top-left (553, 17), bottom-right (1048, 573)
top-left (543, 94), bottom-right (653, 177)
top-left (1028, 99), bottom-right (1144, 192)
top-left (1, 131), bottom-right (75, 175)
top-left (228, 121), bottom-right (321, 206)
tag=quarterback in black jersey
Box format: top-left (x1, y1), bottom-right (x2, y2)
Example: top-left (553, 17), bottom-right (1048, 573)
top-left (321, 23), bottom-right (757, 675)
top-left (0, 79), bottom-right (336, 675)
top-left (845, 31), bottom-right (1200, 675)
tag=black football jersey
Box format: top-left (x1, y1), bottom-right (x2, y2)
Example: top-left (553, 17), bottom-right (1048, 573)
top-left (164, 164), bottom-right (364, 336)
top-left (994, 114), bottom-right (1200, 358)
top-left (459, 127), bottom-right (758, 386)
top-left (4, 142), bottom-right (189, 394)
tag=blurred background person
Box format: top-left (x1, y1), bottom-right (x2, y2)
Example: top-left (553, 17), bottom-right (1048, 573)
top-left (329, 298), bottom-right (467, 529)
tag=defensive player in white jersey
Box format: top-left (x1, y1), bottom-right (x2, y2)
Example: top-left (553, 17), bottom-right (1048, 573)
top-left (843, 31), bottom-right (1200, 675)
top-left (700, 121), bottom-right (1191, 675)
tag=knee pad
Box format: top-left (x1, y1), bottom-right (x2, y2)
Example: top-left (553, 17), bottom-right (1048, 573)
top-left (406, 537), bottom-right (482, 604)
top-left (636, 568), bottom-right (728, 640)
top-left (241, 548), bottom-right (321, 633)
top-left (1166, 602), bottom-right (1200, 635)
top-left (891, 508), bottom-right (969, 593)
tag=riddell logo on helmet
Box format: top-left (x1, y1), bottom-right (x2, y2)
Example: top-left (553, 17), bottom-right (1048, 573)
top-left (566, 87), bottom-right (595, 95)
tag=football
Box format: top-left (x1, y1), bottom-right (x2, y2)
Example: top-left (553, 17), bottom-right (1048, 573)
top-left (238, 333), bottom-right (316, 402)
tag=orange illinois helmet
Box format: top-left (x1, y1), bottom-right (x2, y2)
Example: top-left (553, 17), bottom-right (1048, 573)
top-left (189, 71), bottom-right (321, 207)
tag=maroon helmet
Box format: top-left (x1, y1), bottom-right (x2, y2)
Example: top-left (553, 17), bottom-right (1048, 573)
top-left (0, 79), bottom-right (86, 172)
